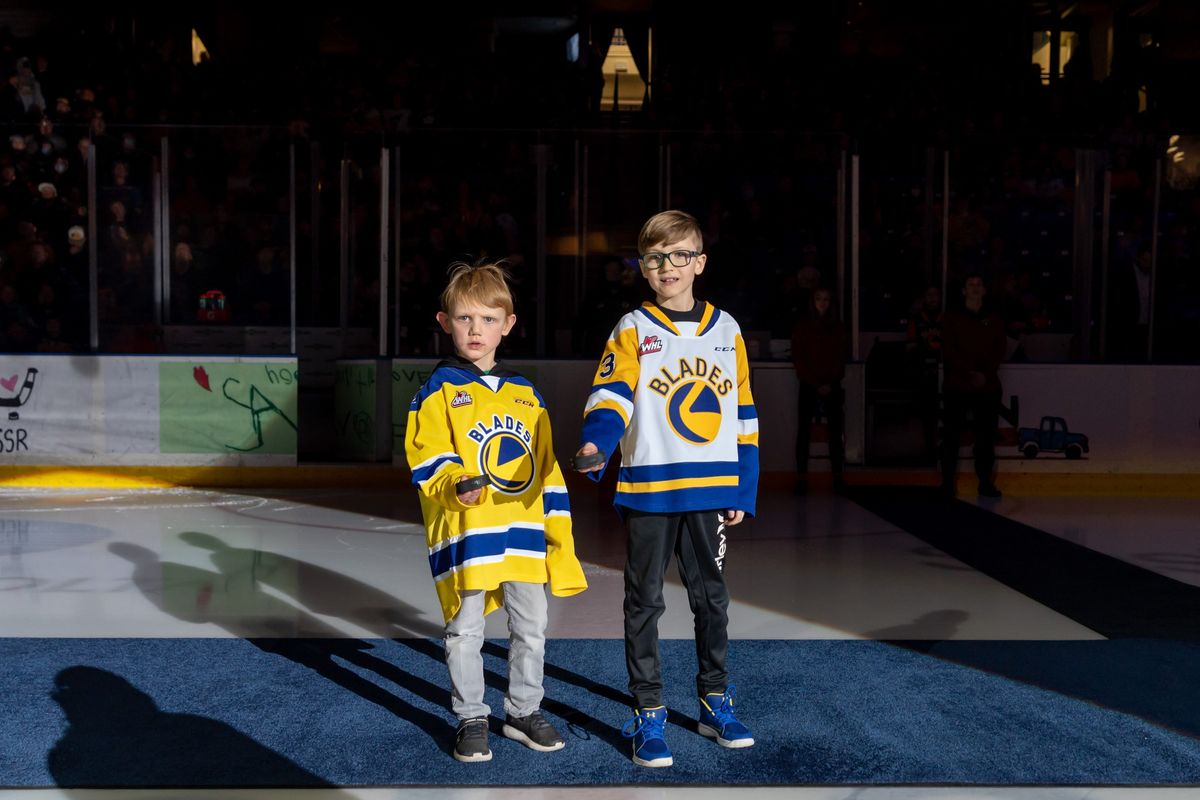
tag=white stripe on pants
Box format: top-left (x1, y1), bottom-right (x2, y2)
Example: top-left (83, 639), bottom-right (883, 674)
top-left (444, 581), bottom-right (548, 721)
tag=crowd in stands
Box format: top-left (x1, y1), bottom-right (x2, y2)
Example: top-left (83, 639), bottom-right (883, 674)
top-left (1, 13), bottom-right (1195, 361)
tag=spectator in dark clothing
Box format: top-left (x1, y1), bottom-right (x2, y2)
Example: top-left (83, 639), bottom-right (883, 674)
top-left (62, 225), bottom-right (88, 279)
top-left (791, 287), bottom-right (846, 494)
top-left (240, 245), bottom-right (289, 325)
top-left (36, 316), bottom-right (72, 352)
top-left (19, 240), bottom-right (65, 300)
top-left (940, 274), bottom-right (1006, 498)
top-left (110, 245), bottom-right (154, 325)
top-left (30, 181), bottom-right (68, 243)
top-left (906, 285), bottom-right (944, 368)
top-left (0, 282), bottom-right (35, 350)
top-left (30, 281), bottom-right (62, 332)
top-left (100, 160), bottom-right (144, 223)
top-left (169, 242), bottom-right (206, 324)
top-left (1110, 245), bottom-right (1152, 362)
top-left (0, 165), bottom-right (24, 216)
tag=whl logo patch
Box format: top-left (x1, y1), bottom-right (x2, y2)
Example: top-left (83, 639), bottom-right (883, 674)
top-left (450, 390), bottom-right (473, 408)
top-left (639, 335), bottom-right (663, 355)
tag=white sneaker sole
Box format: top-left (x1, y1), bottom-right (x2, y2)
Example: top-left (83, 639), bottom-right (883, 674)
top-left (697, 722), bottom-right (755, 748)
top-left (453, 749), bottom-right (492, 763)
top-left (632, 752), bottom-right (673, 767)
top-left (502, 723), bottom-right (565, 752)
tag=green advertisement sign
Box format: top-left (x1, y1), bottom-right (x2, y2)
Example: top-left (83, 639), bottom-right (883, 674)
top-left (392, 361), bottom-right (438, 455)
top-left (159, 362), bottom-right (299, 454)
top-left (334, 361), bottom-right (379, 460)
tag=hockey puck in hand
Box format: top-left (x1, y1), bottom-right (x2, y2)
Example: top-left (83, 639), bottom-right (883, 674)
top-left (456, 475), bottom-right (489, 495)
top-left (571, 450), bottom-right (607, 470)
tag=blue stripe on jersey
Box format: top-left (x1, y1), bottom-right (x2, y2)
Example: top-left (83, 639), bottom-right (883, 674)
top-left (618, 461), bottom-right (740, 483)
top-left (410, 368), bottom-right (470, 409)
top-left (590, 380), bottom-right (634, 402)
top-left (543, 491), bottom-right (571, 515)
top-left (738, 403), bottom-right (757, 420)
top-left (737, 442), bottom-right (760, 516)
top-left (411, 454), bottom-right (464, 485)
top-left (636, 306), bottom-right (678, 335)
top-left (580, 407), bottom-right (627, 460)
top-left (697, 307), bottom-right (722, 336)
top-left (428, 526), bottom-right (547, 579)
top-left (505, 374), bottom-right (547, 408)
top-left (614, 485), bottom-right (741, 515)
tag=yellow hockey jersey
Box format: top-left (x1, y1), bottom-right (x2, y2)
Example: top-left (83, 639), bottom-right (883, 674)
top-left (406, 357), bottom-right (587, 623)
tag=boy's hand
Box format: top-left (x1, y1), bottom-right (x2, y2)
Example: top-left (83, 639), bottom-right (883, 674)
top-left (721, 509), bottom-right (746, 526)
top-left (572, 443), bottom-right (606, 472)
top-left (456, 475), bottom-right (487, 505)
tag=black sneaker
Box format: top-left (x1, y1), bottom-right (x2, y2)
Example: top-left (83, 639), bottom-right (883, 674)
top-left (978, 481), bottom-right (1002, 498)
top-left (502, 710), bottom-right (565, 752)
top-left (454, 717), bottom-right (492, 762)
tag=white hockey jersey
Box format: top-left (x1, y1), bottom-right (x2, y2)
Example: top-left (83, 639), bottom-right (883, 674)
top-left (580, 301), bottom-right (759, 515)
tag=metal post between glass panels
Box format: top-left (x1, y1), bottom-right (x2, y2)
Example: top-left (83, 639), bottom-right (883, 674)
top-left (941, 151), bottom-right (950, 304)
top-left (339, 159), bottom-right (350, 330)
top-left (87, 143), bottom-right (98, 351)
top-left (289, 141), bottom-right (297, 354)
top-left (393, 144), bottom-right (402, 355)
top-left (1098, 168), bottom-right (1112, 361)
top-left (535, 144), bottom-right (548, 357)
top-left (1148, 158), bottom-right (1161, 362)
top-left (159, 136), bottom-right (170, 326)
top-left (836, 150), bottom-right (846, 321)
top-left (152, 153), bottom-right (163, 323)
top-left (310, 141), bottom-right (321, 326)
top-left (378, 147), bottom-right (389, 358)
top-left (851, 153), bottom-right (860, 361)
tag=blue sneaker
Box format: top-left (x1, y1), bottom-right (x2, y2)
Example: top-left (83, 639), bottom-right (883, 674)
top-left (621, 706), bottom-right (673, 767)
top-left (698, 686), bottom-right (754, 748)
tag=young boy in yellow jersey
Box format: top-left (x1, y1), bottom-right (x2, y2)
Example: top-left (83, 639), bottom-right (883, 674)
top-left (406, 262), bottom-right (587, 763)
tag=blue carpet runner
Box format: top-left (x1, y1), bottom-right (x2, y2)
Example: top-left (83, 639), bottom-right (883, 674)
top-left (3, 637), bottom-right (1200, 787)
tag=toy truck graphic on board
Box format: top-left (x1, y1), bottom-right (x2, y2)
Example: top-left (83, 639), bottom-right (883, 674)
top-left (1018, 415), bottom-right (1089, 459)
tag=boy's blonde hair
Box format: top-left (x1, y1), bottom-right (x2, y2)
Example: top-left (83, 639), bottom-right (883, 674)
top-left (440, 262), bottom-right (514, 316)
top-left (638, 210), bottom-right (703, 254)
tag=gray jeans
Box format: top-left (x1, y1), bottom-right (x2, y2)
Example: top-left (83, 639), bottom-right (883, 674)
top-left (444, 582), bottom-right (548, 721)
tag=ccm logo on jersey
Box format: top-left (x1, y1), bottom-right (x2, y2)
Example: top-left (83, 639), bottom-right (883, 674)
top-left (639, 335), bottom-right (663, 355)
top-left (450, 390), bottom-right (473, 408)
top-left (713, 346), bottom-right (735, 351)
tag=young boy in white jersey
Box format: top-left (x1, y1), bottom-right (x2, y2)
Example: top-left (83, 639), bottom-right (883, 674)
top-left (406, 263), bottom-right (588, 763)
top-left (574, 210), bottom-right (759, 767)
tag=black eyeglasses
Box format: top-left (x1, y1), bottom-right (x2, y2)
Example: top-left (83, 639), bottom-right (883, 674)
top-left (640, 250), bottom-right (702, 271)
